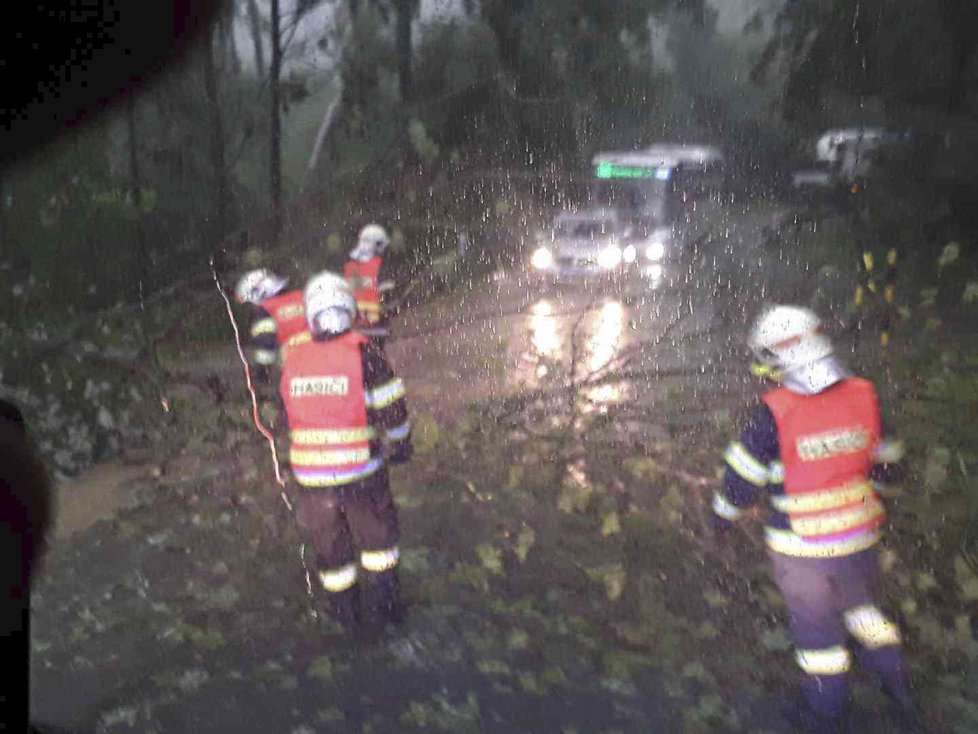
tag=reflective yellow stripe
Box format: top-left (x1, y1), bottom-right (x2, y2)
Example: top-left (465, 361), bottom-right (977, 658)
top-left (287, 332), bottom-right (312, 348)
top-left (251, 318), bottom-right (277, 337)
top-left (771, 481), bottom-right (875, 514)
top-left (367, 379), bottom-right (406, 410)
top-left (290, 447), bottom-right (371, 466)
top-left (863, 252), bottom-right (874, 271)
top-left (319, 564), bottom-right (357, 592)
top-left (768, 461), bottom-right (785, 483)
top-left (844, 605), bottom-right (901, 649)
top-left (724, 441), bottom-right (769, 487)
top-left (712, 492), bottom-right (743, 521)
top-left (293, 457), bottom-right (384, 487)
top-left (788, 499), bottom-right (885, 537)
top-left (765, 527), bottom-right (880, 558)
top-left (875, 439), bottom-right (904, 464)
top-left (357, 302), bottom-right (382, 313)
top-left (361, 547), bottom-right (400, 572)
top-left (796, 646), bottom-right (851, 676)
top-left (886, 248), bottom-right (897, 267)
top-left (290, 427), bottom-right (376, 444)
top-left (854, 286), bottom-right (864, 307)
top-left (254, 349), bottom-right (277, 366)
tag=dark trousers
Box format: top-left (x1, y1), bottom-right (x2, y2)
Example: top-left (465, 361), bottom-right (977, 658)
top-left (770, 547), bottom-right (909, 719)
top-left (294, 469), bottom-right (401, 628)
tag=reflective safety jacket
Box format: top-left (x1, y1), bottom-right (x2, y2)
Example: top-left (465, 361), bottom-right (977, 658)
top-left (714, 378), bottom-right (903, 559)
top-left (344, 256), bottom-right (393, 334)
top-left (280, 330), bottom-right (411, 488)
top-left (249, 289), bottom-right (308, 366)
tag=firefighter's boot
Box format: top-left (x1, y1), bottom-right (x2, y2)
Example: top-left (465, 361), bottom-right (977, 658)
top-left (363, 569), bottom-right (406, 628)
top-left (326, 586), bottom-right (361, 635)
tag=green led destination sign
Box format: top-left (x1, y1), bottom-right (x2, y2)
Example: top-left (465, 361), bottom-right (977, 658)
top-left (594, 161), bottom-right (672, 180)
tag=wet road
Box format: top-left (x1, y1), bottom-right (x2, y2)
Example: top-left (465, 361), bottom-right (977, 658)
top-left (390, 265), bottom-right (751, 428)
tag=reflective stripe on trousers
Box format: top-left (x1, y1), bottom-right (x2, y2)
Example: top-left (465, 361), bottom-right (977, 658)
top-left (361, 547), bottom-right (399, 572)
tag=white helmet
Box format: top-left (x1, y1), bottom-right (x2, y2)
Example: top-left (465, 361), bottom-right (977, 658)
top-left (304, 271), bottom-right (357, 337)
top-left (350, 223), bottom-right (390, 262)
top-left (235, 269), bottom-right (289, 304)
top-left (749, 305), bottom-right (845, 394)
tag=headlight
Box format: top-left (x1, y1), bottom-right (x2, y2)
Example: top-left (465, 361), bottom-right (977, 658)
top-left (645, 241), bottom-right (665, 261)
top-left (622, 245), bottom-right (637, 264)
top-left (646, 263), bottom-right (664, 280)
top-left (597, 245), bottom-right (623, 270)
top-left (531, 246), bottom-right (554, 270)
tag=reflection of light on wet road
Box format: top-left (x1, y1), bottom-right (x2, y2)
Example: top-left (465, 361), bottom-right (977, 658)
top-left (530, 299), bottom-right (559, 358)
top-left (521, 297), bottom-right (629, 411)
top-left (584, 300), bottom-right (626, 411)
top-left (587, 300), bottom-right (625, 372)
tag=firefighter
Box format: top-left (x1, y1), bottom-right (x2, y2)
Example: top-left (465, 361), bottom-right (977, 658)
top-left (712, 305), bottom-right (917, 732)
top-left (344, 224), bottom-right (395, 348)
top-left (234, 269), bottom-right (307, 378)
top-left (280, 271), bottom-right (412, 636)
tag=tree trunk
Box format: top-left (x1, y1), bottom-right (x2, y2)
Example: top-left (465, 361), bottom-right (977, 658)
top-left (305, 93), bottom-right (342, 184)
top-left (126, 97), bottom-right (149, 293)
top-left (947, 35), bottom-right (976, 113)
top-left (223, 5), bottom-right (241, 75)
top-left (394, 0), bottom-right (413, 101)
top-left (270, 0), bottom-right (283, 233)
top-left (203, 31), bottom-right (229, 244)
top-left (246, 0), bottom-right (266, 76)
top-left (0, 172), bottom-right (6, 262)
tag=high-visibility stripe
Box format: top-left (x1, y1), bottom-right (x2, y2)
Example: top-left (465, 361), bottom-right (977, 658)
top-left (712, 492), bottom-right (743, 521)
top-left (771, 481), bottom-right (875, 514)
top-left (844, 605), bottom-right (901, 649)
top-left (319, 564), bottom-right (357, 592)
top-left (768, 461), bottom-right (785, 483)
top-left (385, 422), bottom-right (411, 441)
top-left (293, 457), bottom-right (384, 488)
top-left (724, 441), bottom-right (770, 487)
top-left (250, 318), bottom-right (277, 337)
top-left (290, 427), bottom-right (376, 444)
top-left (796, 646), bottom-right (851, 676)
top-left (765, 527), bottom-right (880, 558)
top-left (874, 439), bottom-right (904, 464)
top-left (788, 500), bottom-right (885, 538)
top-left (357, 302), bottom-right (382, 313)
top-left (863, 252), bottom-right (875, 272)
top-left (366, 379), bottom-right (406, 410)
top-left (287, 332), bottom-right (312, 348)
top-left (361, 547), bottom-right (400, 572)
top-left (378, 281), bottom-right (395, 293)
top-left (253, 349), bottom-right (277, 366)
top-left (290, 447), bottom-right (372, 467)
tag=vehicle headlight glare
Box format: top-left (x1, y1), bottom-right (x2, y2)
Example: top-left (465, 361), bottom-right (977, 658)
top-left (531, 246), bottom-right (554, 270)
top-left (646, 241), bottom-right (665, 261)
top-left (597, 246), bottom-right (623, 270)
top-left (622, 245), bottom-right (637, 264)
top-left (647, 263), bottom-right (664, 280)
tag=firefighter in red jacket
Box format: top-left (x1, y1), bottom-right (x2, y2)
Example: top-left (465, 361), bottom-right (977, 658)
top-left (344, 224), bottom-right (395, 347)
top-left (280, 271), bottom-right (412, 635)
top-left (712, 306), bottom-right (918, 732)
top-left (234, 268), bottom-right (308, 376)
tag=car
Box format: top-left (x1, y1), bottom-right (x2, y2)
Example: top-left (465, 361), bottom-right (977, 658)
top-left (528, 209), bottom-right (669, 284)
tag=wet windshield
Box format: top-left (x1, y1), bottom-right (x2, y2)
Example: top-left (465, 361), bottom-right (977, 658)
top-left (555, 218), bottom-right (618, 239)
top-left (5, 1), bottom-right (978, 732)
top-left (593, 179), bottom-right (671, 213)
